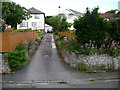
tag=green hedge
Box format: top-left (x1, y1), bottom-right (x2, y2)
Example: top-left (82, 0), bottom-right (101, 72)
top-left (3, 44), bottom-right (28, 71)
top-left (12, 30), bottom-right (33, 32)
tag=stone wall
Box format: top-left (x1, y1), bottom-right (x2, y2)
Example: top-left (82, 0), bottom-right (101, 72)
top-left (61, 49), bottom-right (120, 69)
top-left (0, 53), bottom-right (11, 74)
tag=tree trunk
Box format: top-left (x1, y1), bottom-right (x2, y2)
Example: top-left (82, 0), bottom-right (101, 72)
top-left (11, 24), bottom-right (17, 30)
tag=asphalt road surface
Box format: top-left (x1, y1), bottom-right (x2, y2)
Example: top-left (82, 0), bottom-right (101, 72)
top-left (2, 33), bottom-right (119, 88)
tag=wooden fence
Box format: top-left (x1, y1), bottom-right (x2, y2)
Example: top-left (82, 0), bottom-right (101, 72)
top-left (59, 32), bottom-right (76, 39)
top-left (0, 32), bottom-right (36, 52)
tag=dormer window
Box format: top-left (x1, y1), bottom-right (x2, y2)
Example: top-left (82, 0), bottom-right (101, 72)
top-left (34, 15), bottom-right (40, 19)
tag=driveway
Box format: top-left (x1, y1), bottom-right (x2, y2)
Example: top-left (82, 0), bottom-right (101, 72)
top-left (2, 33), bottom-right (119, 88)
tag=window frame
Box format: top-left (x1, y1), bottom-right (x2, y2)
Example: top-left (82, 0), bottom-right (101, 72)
top-left (20, 22), bottom-right (28, 27)
top-left (34, 15), bottom-right (40, 19)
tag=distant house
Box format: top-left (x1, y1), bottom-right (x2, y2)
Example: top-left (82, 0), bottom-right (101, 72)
top-left (17, 7), bottom-right (45, 31)
top-left (118, 1), bottom-right (120, 11)
top-left (59, 9), bottom-right (83, 30)
top-left (100, 13), bottom-right (117, 21)
top-left (117, 11), bottom-right (120, 17)
top-left (45, 24), bottom-right (52, 33)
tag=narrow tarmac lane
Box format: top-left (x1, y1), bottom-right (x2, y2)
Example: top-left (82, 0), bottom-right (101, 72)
top-left (2, 33), bottom-right (119, 88)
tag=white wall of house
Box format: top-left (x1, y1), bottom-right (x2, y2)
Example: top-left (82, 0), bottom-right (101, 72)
top-left (60, 9), bottom-right (82, 30)
top-left (118, 1), bottom-right (120, 11)
top-left (17, 14), bottom-right (45, 30)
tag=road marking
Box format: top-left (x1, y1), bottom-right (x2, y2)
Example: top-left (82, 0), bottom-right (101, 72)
top-left (1, 80), bottom-right (68, 85)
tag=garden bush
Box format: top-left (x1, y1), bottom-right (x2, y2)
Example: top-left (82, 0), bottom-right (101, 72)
top-left (36, 31), bottom-right (43, 38)
top-left (74, 7), bottom-right (110, 47)
top-left (3, 43), bottom-right (27, 71)
top-left (28, 42), bottom-right (34, 50)
top-left (77, 62), bottom-right (91, 72)
top-left (12, 30), bottom-right (32, 32)
top-left (65, 39), bottom-right (80, 54)
top-left (36, 38), bottom-right (41, 44)
top-left (65, 39), bottom-right (97, 55)
top-left (98, 64), bottom-right (106, 70)
top-left (109, 17), bottom-right (120, 41)
top-left (57, 30), bottom-right (120, 56)
top-left (57, 39), bottom-right (64, 49)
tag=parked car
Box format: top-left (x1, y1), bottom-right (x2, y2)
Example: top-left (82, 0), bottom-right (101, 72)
top-left (47, 29), bottom-right (53, 33)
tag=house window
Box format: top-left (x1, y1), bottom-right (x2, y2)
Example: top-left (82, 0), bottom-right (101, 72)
top-left (34, 15), bottom-right (40, 19)
top-left (20, 22), bottom-right (28, 27)
top-left (68, 13), bottom-right (74, 19)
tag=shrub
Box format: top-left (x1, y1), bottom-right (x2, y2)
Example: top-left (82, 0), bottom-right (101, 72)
top-left (36, 38), bottom-right (41, 44)
top-left (57, 40), bottom-right (63, 49)
top-left (109, 17), bottom-right (120, 41)
top-left (28, 42), bottom-right (34, 50)
top-left (106, 45), bottom-right (119, 57)
top-left (65, 39), bottom-right (97, 55)
top-left (3, 43), bottom-right (27, 71)
top-left (98, 64), bottom-right (106, 70)
top-left (65, 39), bottom-right (80, 54)
top-left (15, 43), bottom-right (26, 50)
top-left (77, 62), bottom-right (91, 72)
top-left (12, 30), bottom-right (32, 32)
top-left (36, 31), bottom-right (43, 38)
top-left (74, 7), bottom-right (110, 47)
top-left (82, 42), bottom-right (97, 55)
top-left (100, 39), bottom-right (120, 57)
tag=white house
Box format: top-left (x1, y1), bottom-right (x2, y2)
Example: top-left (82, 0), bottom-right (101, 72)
top-left (118, 1), bottom-right (120, 11)
top-left (45, 24), bottom-right (53, 33)
top-left (17, 7), bottom-right (45, 31)
top-left (59, 9), bottom-right (83, 30)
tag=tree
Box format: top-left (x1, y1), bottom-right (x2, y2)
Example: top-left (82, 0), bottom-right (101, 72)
top-left (0, 1), bottom-right (2, 18)
top-left (45, 16), bottom-right (53, 25)
top-left (105, 9), bottom-right (117, 13)
top-left (2, 2), bottom-right (31, 29)
top-left (74, 7), bottom-right (111, 47)
top-left (109, 17), bottom-right (120, 41)
top-left (45, 16), bottom-right (71, 33)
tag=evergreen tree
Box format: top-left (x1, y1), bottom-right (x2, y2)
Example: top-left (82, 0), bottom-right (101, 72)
top-left (74, 7), bottom-right (111, 47)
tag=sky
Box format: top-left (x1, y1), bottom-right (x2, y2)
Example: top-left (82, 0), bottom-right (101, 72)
top-left (11, 0), bottom-right (120, 16)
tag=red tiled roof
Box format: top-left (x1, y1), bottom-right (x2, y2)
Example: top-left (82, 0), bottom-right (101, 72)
top-left (100, 13), bottom-right (117, 19)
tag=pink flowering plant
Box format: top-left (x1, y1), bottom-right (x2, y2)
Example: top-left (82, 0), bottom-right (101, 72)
top-left (82, 40), bottom-right (97, 55)
top-left (98, 36), bottom-right (120, 57)
top-left (0, 18), bottom-right (7, 32)
top-left (65, 39), bottom-right (97, 55)
top-left (65, 37), bottom-right (120, 57)
top-left (58, 34), bottom-right (120, 57)
top-left (106, 40), bottom-right (120, 57)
